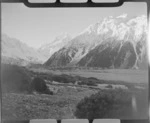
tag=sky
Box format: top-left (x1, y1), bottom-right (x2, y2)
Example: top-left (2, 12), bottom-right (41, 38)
top-left (2, 2), bottom-right (147, 48)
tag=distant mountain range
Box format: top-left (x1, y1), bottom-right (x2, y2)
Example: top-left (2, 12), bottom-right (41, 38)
top-left (2, 14), bottom-right (148, 69)
top-left (1, 34), bottom-right (47, 66)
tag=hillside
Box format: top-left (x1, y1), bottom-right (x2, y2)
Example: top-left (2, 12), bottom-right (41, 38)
top-left (1, 34), bottom-right (47, 66)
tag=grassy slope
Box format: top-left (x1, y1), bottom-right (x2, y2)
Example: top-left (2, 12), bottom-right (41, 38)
top-left (2, 86), bottom-right (148, 120)
top-left (2, 87), bottom-right (97, 120)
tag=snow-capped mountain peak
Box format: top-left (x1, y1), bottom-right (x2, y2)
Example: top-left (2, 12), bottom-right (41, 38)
top-left (116, 13), bottom-right (128, 19)
top-left (38, 33), bottom-right (72, 58)
top-left (80, 14), bottom-right (146, 41)
top-left (52, 32), bottom-right (71, 43)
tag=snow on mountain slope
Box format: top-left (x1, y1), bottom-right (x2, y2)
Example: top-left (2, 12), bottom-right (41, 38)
top-left (45, 31), bottom-right (102, 67)
top-left (44, 14), bottom-right (148, 69)
top-left (2, 34), bottom-right (47, 65)
top-left (38, 33), bottom-right (72, 59)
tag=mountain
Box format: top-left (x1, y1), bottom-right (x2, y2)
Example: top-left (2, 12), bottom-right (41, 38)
top-left (38, 33), bottom-right (72, 59)
top-left (1, 34), bottom-right (47, 66)
top-left (44, 14), bottom-right (148, 69)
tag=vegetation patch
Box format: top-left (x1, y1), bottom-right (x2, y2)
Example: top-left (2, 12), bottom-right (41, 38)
top-left (74, 88), bottom-right (148, 119)
top-left (30, 77), bottom-right (53, 95)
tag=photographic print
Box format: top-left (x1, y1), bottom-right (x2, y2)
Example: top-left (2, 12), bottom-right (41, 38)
top-left (1, 1), bottom-right (149, 120)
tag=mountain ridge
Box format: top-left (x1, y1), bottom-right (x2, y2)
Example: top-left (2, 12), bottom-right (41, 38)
top-left (2, 34), bottom-right (47, 66)
top-left (38, 33), bottom-right (72, 59)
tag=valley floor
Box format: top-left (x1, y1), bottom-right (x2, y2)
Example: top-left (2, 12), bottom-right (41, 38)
top-left (30, 68), bottom-right (148, 84)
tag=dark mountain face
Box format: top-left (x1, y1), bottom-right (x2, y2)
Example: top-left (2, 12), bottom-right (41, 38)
top-left (78, 39), bottom-right (122, 68)
top-left (78, 38), bottom-right (147, 69)
top-left (44, 48), bottom-right (75, 67)
top-left (135, 36), bottom-right (148, 69)
top-left (114, 41), bottom-right (137, 69)
top-left (78, 40), bottom-right (138, 69)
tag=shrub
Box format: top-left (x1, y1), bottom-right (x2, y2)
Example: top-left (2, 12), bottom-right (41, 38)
top-left (88, 77), bottom-right (99, 81)
top-left (106, 84), bottom-right (113, 89)
top-left (51, 74), bottom-right (77, 84)
top-left (77, 78), bottom-right (97, 87)
top-left (52, 75), bottom-right (67, 83)
top-left (31, 77), bottom-right (53, 95)
top-left (74, 89), bottom-right (132, 119)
